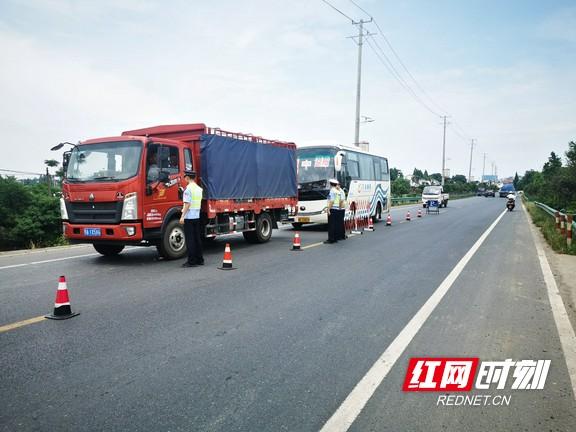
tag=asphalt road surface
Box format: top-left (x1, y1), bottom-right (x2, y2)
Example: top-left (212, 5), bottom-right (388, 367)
top-left (1, 197), bottom-right (575, 431)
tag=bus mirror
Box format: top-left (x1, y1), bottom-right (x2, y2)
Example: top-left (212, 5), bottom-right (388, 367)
top-left (335, 151), bottom-right (345, 172)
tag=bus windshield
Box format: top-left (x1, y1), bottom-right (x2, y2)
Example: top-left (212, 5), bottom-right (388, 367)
top-left (297, 148), bottom-right (336, 184)
top-left (66, 141), bottom-right (142, 182)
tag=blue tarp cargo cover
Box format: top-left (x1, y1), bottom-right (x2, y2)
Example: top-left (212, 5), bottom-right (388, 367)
top-left (200, 134), bottom-right (297, 200)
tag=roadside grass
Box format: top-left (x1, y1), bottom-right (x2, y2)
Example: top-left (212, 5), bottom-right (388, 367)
top-left (525, 201), bottom-right (576, 255)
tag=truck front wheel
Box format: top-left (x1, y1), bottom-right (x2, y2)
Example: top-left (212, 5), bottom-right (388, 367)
top-left (157, 219), bottom-right (187, 260)
top-left (93, 244), bottom-right (124, 256)
top-left (243, 212), bottom-right (273, 244)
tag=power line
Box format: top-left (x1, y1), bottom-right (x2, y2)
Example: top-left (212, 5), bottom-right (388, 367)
top-left (366, 35), bottom-right (443, 117)
top-left (0, 168), bottom-right (44, 176)
top-left (348, 0), bottom-right (449, 116)
top-left (320, 0), bottom-right (354, 23)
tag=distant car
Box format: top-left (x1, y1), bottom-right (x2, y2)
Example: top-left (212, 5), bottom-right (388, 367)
top-left (484, 190), bottom-right (495, 197)
top-left (499, 184), bottom-right (516, 197)
top-left (476, 188), bottom-right (486, 196)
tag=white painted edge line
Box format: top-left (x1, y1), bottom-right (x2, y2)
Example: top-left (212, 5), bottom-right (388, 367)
top-left (0, 244), bottom-right (90, 259)
top-left (525, 205), bottom-right (576, 400)
top-left (320, 208), bottom-right (508, 432)
top-left (0, 253), bottom-right (99, 270)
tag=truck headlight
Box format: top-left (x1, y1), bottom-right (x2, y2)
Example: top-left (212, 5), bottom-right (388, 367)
top-left (121, 192), bottom-right (138, 220)
top-left (60, 198), bottom-right (69, 220)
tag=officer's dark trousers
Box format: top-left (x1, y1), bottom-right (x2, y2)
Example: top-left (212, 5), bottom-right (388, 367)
top-left (184, 219), bottom-right (204, 264)
top-left (328, 209), bottom-right (338, 242)
top-left (334, 209), bottom-right (345, 240)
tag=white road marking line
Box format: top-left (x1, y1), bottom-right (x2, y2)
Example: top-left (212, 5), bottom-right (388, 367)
top-left (320, 208), bottom-right (507, 432)
top-left (0, 253), bottom-right (98, 271)
top-left (0, 246), bottom-right (143, 271)
top-left (0, 244), bottom-right (90, 259)
top-left (527, 207), bottom-right (576, 400)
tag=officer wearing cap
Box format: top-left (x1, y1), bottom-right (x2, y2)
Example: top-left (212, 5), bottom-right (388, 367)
top-left (324, 178), bottom-right (341, 244)
top-left (179, 171), bottom-right (204, 267)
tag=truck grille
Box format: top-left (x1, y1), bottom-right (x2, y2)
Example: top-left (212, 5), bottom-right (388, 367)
top-left (67, 202), bottom-right (122, 224)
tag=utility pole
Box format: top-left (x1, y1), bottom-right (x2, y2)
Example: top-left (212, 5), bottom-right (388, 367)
top-left (350, 18), bottom-right (373, 147)
top-left (482, 152), bottom-right (486, 184)
top-left (468, 139), bottom-right (475, 182)
top-left (441, 116), bottom-right (449, 186)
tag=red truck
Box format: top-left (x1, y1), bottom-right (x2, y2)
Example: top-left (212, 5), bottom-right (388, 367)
top-left (55, 124), bottom-right (298, 259)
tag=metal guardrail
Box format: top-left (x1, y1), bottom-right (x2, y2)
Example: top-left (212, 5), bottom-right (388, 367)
top-left (534, 201), bottom-right (576, 233)
top-left (391, 196), bottom-right (421, 205)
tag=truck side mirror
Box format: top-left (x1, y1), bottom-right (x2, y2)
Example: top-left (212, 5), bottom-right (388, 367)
top-left (62, 151), bottom-right (71, 178)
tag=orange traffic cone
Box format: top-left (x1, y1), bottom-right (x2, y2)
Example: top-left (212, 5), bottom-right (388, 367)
top-left (291, 232), bottom-right (302, 251)
top-left (45, 275), bottom-right (80, 320)
top-left (417, 209), bottom-right (422, 218)
top-left (406, 211), bottom-right (411, 221)
top-left (218, 243), bottom-right (236, 270)
top-left (386, 214), bottom-right (392, 226)
top-left (365, 213), bottom-right (374, 232)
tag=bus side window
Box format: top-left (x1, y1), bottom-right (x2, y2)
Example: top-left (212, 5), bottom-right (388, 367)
top-left (381, 159), bottom-right (390, 180)
top-left (374, 159), bottom-right (382, 181)
top-left (347, 153), bottom-right (360, 179)
top-left (359, 154), bottom-right (375, 180)
top-left (184, 148), bottom-right (193, 171)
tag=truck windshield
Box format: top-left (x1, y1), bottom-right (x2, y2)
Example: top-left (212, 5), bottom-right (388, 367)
top-left (66, 141), bottom-right (142, 182)
top-left (297, 148), bottom-right (336, 184)
top-left (423, 186), bottom-right (442, 194)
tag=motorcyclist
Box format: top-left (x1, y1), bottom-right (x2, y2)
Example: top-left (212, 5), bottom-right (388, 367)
top-left (506, 193), bottom-right (516, 211)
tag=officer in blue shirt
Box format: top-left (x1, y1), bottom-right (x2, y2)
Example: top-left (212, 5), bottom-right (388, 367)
top-left (179, 171), bottom-right (204, 267)
top-left (324, 179), bottom-right (341, 244)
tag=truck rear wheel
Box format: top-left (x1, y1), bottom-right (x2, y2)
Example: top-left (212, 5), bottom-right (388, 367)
top-left (243, 212), bottom-right (273, 244)
top-left (93, 244), bottom-right (124, 256)
top-left (157, 219), bottom-right (187, 260)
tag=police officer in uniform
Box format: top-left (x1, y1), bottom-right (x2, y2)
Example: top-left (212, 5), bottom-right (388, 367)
top-left (335, 182), bottom-right (347, 240)
top-left (179, 171), bottom-right (204, 267)
top-left (324, 179), bottom-right (341, 244)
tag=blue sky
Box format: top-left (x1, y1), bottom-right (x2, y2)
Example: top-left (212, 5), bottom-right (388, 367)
top-left (1, 0), bottom-right (575, 179)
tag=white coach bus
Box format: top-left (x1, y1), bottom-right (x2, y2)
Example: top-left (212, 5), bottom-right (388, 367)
top-left (292, 145), bottom-right (391, 228)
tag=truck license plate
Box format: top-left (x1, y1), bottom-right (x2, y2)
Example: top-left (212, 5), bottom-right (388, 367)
top-left (298, 217), bottom-right (310, 223)
top-left (84, 228), bottom-right (101, 237)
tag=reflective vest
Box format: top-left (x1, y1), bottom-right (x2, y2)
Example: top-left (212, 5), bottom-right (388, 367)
top-left (330, 187), bottom-right (341, 207)
top-left (188, 182), bottom-right (203, 209)
top-left (338, 189), bottom-right (346, 209)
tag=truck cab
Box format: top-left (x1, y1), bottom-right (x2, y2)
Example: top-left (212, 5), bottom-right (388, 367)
top-left (422, 186), bottom-right (449, 208)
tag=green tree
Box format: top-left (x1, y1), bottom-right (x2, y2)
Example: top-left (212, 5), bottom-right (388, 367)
top-left (429, 173), bottom-right (442, 183)
top-left (412, 168), bottom-right (424, 181)
top-left (513, 172), bottom-right (519, 188)
top-left (392, 177), bottom-right (410, 196)
top-left (566, 141), bottom-right (576, 169)
top-left (452, 174), bottom-right (467, 184)
top-left (542, 152), bottom-right (562, 178)
top-left (390, 167), bottom-right (402, 181)
top-left (44, 159), bottom-right (60, 169)
top-left (0, 176), bottom-right (62, 250)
